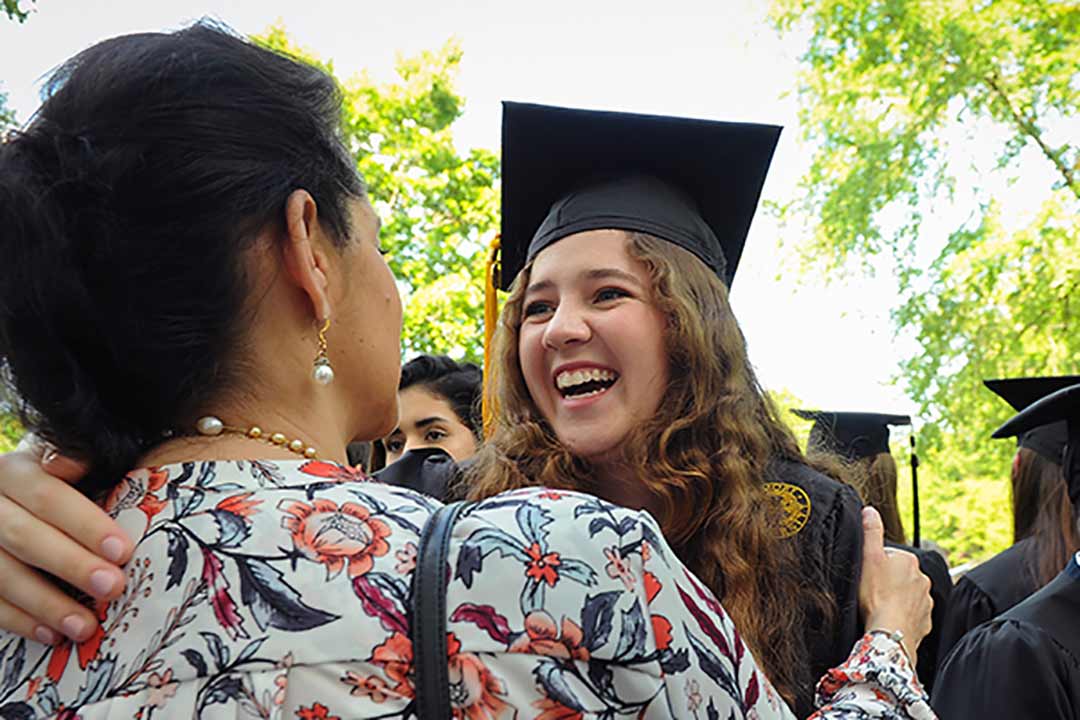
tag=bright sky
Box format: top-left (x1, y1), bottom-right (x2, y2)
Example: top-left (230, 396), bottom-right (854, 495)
top-left (0, 0), bottom-right (930, 417)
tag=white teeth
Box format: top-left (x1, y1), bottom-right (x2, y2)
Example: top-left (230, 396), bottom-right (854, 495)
top-left (555, 367), bottom-right (617, 389)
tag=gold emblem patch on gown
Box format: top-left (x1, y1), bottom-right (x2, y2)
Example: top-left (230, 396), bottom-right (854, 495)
top-left (764, 481), bottom-right (812, 538)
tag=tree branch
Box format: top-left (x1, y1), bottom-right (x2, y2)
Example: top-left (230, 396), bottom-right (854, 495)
top-left (984, 73), bottom-right (1079, 199)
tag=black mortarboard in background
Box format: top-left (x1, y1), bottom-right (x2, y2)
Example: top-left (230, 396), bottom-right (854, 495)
top-left (993, 383), bottom-right (1080, 506)
top-left (793, 410), bottom-right (912, 460)
top-left (984, 376), bottom-right (1080, 464)
top-left (792, 409), bottom-right (921, 546)
top-left (497, 101), bottom-right (781, 289)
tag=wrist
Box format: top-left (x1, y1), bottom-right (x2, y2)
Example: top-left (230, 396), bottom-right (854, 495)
top-left (866, 627), bottom-right (914, 666)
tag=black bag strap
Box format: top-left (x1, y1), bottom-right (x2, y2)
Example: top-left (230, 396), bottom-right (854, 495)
top-left (410, 500), bottom-right (473, 717)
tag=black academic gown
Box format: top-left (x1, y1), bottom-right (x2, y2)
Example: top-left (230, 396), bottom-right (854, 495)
top-left (885, 543), bottom-right (951, 694)
top-left (938, 537), bottom-right (1040, 658)
top-left (765, 460), bottom-right (864, 718)
top-left (932, 554), bottom-right (1080, 718)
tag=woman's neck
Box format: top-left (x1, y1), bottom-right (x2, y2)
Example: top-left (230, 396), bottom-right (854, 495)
top-left (140, 392), bottom-right (351, 467)
top-left (590, 459), bottom-right (664, 519)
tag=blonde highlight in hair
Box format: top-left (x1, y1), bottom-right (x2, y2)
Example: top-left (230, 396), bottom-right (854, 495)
top-left (466, 232), bottom-right (816, 705)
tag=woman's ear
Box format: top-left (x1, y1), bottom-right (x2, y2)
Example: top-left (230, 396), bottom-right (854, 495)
top-left (281, 189), bottom-right (333, 322)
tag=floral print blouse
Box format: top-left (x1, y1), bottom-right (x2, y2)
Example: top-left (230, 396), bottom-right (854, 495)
top-left (0, 460), bottom-right (935, 719)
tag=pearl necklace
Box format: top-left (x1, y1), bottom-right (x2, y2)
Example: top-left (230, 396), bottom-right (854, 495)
top-left (194, 416), bottom-right (319, 460)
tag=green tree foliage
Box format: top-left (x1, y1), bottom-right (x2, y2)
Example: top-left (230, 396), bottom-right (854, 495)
top-left (256, 27), bottom-right (499, 363)
top-left (0, 91), bottom-right (14, 131)
top-left (3, 0), bottom-right (33, 22)
top-left (770, 0), bottom-right (1079, 562)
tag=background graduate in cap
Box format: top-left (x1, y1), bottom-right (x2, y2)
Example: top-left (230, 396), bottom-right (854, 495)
top-left (465, 102), bottom-right (931, 715)
top-left (794, 409), bottom-right (952, 691)
top-left (938, 375), bottom-right (1080, 659)
top-left (933, 381), bottom-right (1080, 718)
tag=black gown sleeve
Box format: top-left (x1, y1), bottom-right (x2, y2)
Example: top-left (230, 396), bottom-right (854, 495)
top-left (889, 545), bottom-right (951, 694)
top-left (932, 619), bottom-right (1079, 719)
top-left (937, 573), bottom-right (996, 659)
top-left (802, 476), bottom-right (864, 685)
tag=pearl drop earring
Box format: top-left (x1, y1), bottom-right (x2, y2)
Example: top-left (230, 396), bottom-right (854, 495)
top-left (312, 317), bottom-right (334, 385)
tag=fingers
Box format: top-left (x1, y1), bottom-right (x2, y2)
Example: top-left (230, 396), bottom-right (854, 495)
top-left (861, 506), bottom-right (886, 563)
top-left (0, 450), bottom-right (133, 566)
top-left (0, 494), bottom-right (128, 603)
top-left (0, 548), bottom-right (98, 642)
top-left (0, 597), bottom-right (61, 646)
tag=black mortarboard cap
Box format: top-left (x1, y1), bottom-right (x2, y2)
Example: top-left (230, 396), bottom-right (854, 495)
top-left (993, 383), bottom-right (1080, 505)
top-left (498, 102), bottom-right (781, 290)
top-left (984, 376), bottom-right (1080, 464)
top-left (793, 409), bottom-right (921, 546)
top-left (792, 410), bottom-right (911, 461)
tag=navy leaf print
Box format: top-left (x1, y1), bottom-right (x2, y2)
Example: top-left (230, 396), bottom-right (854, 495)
top-left (73, 657), bottom-right (116, 706)
top-left (516, 502), bottom-right (552, 546)
top-left (174, 488), bottom-right (205, 518)
top-left (658, 647), bottom-right (691, 674)
top-left (456, 526), bottom-right (530, 588)
top-left (587, 517), bottom-right (617, 537)
top-left (200, 631), bottom-right (230, 670)
top-left (167, 463), bottom-right (195, 501)
top-left (236, 637), bottom-right (267, 665)
top-left (558, 558), bottom-right (598, 586)
top-left (210, 509), bottom-right (250, 548)
top-left (236, 557), bottom-right (339, 632)
top-left (520, 577), bottom-right (546, 615)
top-left (615, 602), bottom-right (647, 660)
top-left (35, 684), bottom-right (59, 717)
top-left (532, 660), bottom-right (586, 712)
top-left (195, 462), bottom-right (216, 487)
top-left (638, 521), bottom-right (667, 562)
top-left (0, 638), bottom-right (25, 696)
top-left (203, 675), bottom-right (245, 706)
top-left (581, 591), bottom-right (620, 652)
top-left (586, 659), bottom-right (614, 697)
top-left (616, 516), bottom-right (638, 536)
top-left (0, 702), bottom-right (34, 720)
top-left (449, 603), bottom-right (512, 644)
top-left (182, 649), bottom-right (209, 677)
top-left (456, 542), bottom-right (483, 589)
top-left (165, 528), bottom-right (189, 591)
top-left (685, 628), bottom-right (741, 709)
top-left (572, 497), bottom-right (611, 518)
top-left (706, 698), bottom-right (720, 720)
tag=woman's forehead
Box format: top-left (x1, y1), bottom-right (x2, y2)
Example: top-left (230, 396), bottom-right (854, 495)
top-left (527, 230), bottom-right (644, 282)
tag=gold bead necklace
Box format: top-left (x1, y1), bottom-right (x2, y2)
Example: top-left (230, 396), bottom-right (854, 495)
top-left (194, 416), bottom-right (319, 460)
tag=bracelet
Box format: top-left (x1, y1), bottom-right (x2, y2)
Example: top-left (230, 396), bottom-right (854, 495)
top-left (867, 628), bottom-right (913, 665)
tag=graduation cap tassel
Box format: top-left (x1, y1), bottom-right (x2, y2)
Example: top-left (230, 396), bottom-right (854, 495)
top-left (910, 433), bottom-right (921, 549)
top-left (482, 235), bottom-right (502, 438)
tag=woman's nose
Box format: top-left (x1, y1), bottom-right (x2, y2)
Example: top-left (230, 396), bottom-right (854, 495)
top-left (542, 303), bottom-right (591, 349)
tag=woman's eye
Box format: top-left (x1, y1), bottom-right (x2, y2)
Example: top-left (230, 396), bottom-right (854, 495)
top-left (425, 429), bottom-right (448, 442)
top-left (596, 287), bottom-right (630, 302)
top-left (523, 301), bottom-right (554, 318)
top-left (385, 439), bottom-right (404, 453)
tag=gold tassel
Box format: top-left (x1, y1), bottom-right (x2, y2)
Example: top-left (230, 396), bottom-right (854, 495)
top-left (482, 234), bottom-right (502, 437)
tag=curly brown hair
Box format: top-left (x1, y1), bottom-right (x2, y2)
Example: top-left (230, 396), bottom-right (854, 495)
top-left (465, 232), bottom-right (823, 705)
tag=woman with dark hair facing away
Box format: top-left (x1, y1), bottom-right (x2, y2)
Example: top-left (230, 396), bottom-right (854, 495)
top-left (0, 23), bottom-right (935, 719)
top-left (938, 375), bottom-right (1080, 658)
top-left (380, 354), bottom-right (483, 465)
top-left (792, 410), bottom-right (952, 692)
